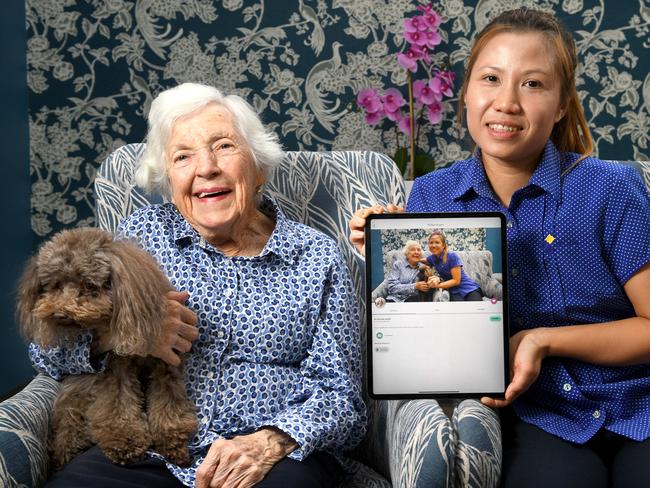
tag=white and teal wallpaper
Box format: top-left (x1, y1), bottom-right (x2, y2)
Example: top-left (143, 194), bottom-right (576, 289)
top-left (27, 0), bottom-right (650, 242)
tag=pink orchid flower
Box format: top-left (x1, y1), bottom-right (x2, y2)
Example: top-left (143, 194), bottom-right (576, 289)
top-left (413, 79), bottom-right (437, 106)
top-left (422, 29), bottom-right (442, 49)
top-left (397, 49), bottom-right (420, 73)
top-left (385, 108), bottom-right (402, 122)
top-left (430, 71), bottom-right (455, 98)
top-left (365, 109), bottom-right (385, 125)
top-left (381, 88), bottom-right (407, 113)
top-left (418, 5), bottom-right (442, 29)
top-left (357, 88), bottom-right (383, 114)
top-left (397, 113), bottom-right (412, 135)
top-left (403, 16), bottom-right (423, 33)
top-left (426, 101), bottom-right (443, 124)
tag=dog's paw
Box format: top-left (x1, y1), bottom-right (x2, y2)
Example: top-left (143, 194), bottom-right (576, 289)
top-left (50, 433), bottom-right (92, 471)
top-left (152, 419), bottom-right (197, 466)
top-left (51, 449), bottom-right (77, 472)
top-left (156, 442), bottom-right (192, 467)
top-left (99, 434), bottom-right (151, 465)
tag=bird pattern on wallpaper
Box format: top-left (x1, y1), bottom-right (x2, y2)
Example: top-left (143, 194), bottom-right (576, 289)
top-left (26, 0), bottom-right (649, 240)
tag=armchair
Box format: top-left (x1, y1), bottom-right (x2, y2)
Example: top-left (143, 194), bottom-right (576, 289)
top-left (1, 146), bottom-right (506, 487)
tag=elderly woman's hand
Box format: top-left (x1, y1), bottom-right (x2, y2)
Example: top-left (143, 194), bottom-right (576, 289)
top-left (349, 204), bottom-right (404, 256)
top-left (414, 281), bottom-right (430, 292)
top-left (196, 427), bottom-right (298, 488)
top-left (151, 290), bottom-right (199, 366)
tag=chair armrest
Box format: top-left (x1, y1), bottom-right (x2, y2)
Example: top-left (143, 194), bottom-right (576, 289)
top-left (359, 399), bottom-right (501, 487)
top-left (452, 400), bottom-right (501, 488)
top-left (481, 278), bottom-right (503, 301)
top-left (0, 374), bottom-right (59, 487)
top-left (371, 282), bottom-right (387, 301)
top-left (389, 400), bottom-right (456, 485)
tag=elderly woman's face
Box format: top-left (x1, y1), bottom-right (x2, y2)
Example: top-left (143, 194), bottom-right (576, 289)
top-left (406, 245), bottom-right (422, 265)
top-left (165, 103), bottom-right (264, 240)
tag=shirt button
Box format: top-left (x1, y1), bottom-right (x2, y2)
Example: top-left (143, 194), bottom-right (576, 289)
top-left (206, 371), bottom-right (214, 379)
top-left (563, 383), bottom-right (572, 392)
top-left (224, 288), bottom-right (233, 297)
top-left (507, 221), bottom-right (513, 228)
top-left (217, 330), bottom-right (225, 339)
top-left (511, 268), bottom-right (519, 277)
top-left (593, 410), bottom-right (601, 419)
top-left (517, 317), bottom-right (524, 326)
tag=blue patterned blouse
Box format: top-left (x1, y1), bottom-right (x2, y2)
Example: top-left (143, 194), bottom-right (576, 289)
top-left (385, 257), bottom-right (421, 302)
top-left (29, 196), bottom-right (367, 485)
top-left (408, 140), bottom-right (650, 444)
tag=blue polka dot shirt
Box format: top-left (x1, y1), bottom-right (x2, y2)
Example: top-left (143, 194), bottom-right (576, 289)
top-left (29, 196), bottom-right (367, 485)
top-left (408, 140), bottom-right (650, 444)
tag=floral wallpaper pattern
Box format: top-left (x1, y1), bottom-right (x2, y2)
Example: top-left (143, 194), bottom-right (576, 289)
top-left (27, 0), bottom-right (650, 241)
top-left (380, 227), bottom-right (486, 256)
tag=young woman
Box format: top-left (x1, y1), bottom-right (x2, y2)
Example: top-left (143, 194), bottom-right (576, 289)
top-left (423, 230), bottom-right (482, 301)
top-left (350, 8), bottom-right (650, 488)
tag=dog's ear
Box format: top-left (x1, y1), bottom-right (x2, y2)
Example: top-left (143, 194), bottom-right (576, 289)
top-left (107, 240), bottom-right (170, 357)
top-left (16, 256), bottom-right (43, 343)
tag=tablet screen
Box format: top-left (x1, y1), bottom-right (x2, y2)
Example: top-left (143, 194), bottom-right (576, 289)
top-left (365, 212), bottom-right (509, 398)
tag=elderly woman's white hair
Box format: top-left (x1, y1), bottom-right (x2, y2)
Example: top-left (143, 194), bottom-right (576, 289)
top-left (136, 83), bottom-right (284, 199)
top-left (403, 240), bottom-right (422, 256)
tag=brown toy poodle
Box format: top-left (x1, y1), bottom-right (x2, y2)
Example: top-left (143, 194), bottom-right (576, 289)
top-left (17, 227), bottom-right (197, 469)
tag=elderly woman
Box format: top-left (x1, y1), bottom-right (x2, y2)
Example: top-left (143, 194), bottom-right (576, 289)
top-left (32, 83), bottom-right (366, 488)
top-left (384, 240), bottom-right (430, 303)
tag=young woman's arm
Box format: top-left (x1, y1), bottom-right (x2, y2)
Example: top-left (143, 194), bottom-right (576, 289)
top-left (482, 262), bottom-right (650, 408)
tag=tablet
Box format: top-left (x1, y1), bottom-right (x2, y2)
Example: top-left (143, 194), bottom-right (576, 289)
top-left (365, 212), bottom-right (509, 399)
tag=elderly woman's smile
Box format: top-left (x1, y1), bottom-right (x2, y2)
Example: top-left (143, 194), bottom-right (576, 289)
top-left (165, 103), bottom-right (270, 251)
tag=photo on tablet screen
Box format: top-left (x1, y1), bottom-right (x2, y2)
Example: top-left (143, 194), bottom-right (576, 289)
top-left (365, 212), bottom-right (509, 398)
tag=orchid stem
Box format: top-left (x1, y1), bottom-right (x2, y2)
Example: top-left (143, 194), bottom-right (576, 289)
top-left (407, 71), bottom-right (415, 180)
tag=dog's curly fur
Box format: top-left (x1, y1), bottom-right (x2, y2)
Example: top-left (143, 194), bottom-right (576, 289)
top-left (17, 227), bottom-right (198, 469)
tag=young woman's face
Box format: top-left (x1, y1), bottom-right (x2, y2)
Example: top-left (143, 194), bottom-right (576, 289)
top-left (428, 236), bottom-right (445, 256)
top-left (464, 32), bottom-right (566, 170)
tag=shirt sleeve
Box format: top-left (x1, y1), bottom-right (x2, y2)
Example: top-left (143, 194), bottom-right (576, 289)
top-left (386, 260), bottom-right (416, 298)
top-left (406, 178), bottom-right (427, 212)
top-left (447, 252), bottom-right (462, 269)
top-left (263, 249), bottom-right (367, 460)
top-left (28, 332), bottom-right (109, 381)
top-left (602, 167), bottom-right (650, 284)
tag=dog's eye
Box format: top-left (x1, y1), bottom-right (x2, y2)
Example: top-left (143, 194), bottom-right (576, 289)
top-left (81, 282), bottom-right (100, 297)
top-left (44, 282), bottom-right (61, 292)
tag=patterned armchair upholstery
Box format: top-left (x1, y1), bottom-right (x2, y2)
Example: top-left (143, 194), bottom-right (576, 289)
top-left (454, 250), bottom-right (503, 301)
top-left (3, 145), bottom-right (504, 487)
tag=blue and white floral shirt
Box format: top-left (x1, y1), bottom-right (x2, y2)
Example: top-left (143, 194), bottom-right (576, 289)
top-left (408, 140), bottom-right (650, 444)
top-left (385, 257), bottom-right (421, 302)
top-left (29, 196), bottom-right (367, 486)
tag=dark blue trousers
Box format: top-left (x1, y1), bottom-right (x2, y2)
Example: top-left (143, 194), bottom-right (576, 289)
top-left (501, 407), bottom-right (650, 488)
top-left (45, 446), bottom-right (343, 488)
